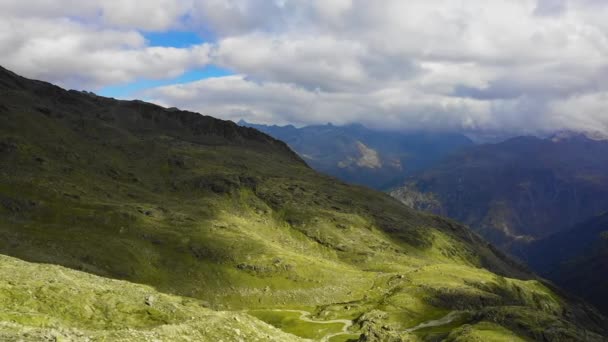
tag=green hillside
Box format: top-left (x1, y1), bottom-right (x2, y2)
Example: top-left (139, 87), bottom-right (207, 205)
top-left (0, 66), bottom-right (606, 341)
top-left (0, 254), bottom-right (304, 342)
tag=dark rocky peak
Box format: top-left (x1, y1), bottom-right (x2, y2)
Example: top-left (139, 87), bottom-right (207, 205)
top-left (0, 65), bottom-right (305, 164)
top-left (0, 65), bottom-right (30, 90)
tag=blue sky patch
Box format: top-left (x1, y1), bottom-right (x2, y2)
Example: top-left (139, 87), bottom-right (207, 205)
top-left (144, 31), bottom-right (204, 48)
top-left (98, 65), bottom-right (233, 99)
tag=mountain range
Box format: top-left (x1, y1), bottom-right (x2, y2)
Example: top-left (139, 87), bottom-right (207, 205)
top-left (391, 135), bottom-right (608, 249)
top-left (240, 123), bottom-right (608, 315)
top-left (389, 134), bottom-right (608, 317)
top-left (239, 121), bottom-right (473, 190)
top-left (1, 66), bottom-right (606, 340)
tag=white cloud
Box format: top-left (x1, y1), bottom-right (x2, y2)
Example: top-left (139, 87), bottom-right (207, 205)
top-left (144, 74), bottom-right (494, 133)
top-left (0, 0), bottom-right (192, 30)
top-left (0, 1), bottom-right (209, 89)
top-left (213, 34), bottom-right (374, 92)
top-left (1, 0), bottom-right (608, 135)
top-left (548, 91), bottom-right (608, 132)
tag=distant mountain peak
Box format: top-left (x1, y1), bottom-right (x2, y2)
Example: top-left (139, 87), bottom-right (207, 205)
top-left (237, 121), bottom-right (473, 189)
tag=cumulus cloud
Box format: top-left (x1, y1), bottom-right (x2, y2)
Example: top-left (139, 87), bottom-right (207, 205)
top-left (0, 0), bottom-right (209, 89)
top-left (0, 0), bottom-right (192, 30)
top-left (156, 0), bottom-right (608, 135)
top-left (1, 0), bottom-right (608, 135)
top-left (213, 34), bottom-right (376, 92)
top-left (534, 0), bottom-right (568, 16)
top-left (145, 74), bottom-right (492, 132)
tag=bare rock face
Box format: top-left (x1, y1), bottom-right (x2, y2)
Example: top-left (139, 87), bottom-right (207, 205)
top-left (390, 185), bottom-right (444, 215)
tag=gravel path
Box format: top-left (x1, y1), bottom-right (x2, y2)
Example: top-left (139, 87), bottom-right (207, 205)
top-left (404, 311), bottom-right (460, 333)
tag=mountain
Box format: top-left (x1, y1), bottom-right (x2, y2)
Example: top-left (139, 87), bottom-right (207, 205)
top-left (239, 121), bottom-right (474, 190)
top-left (391, 135), bottom-right (608, 249)
top-left (517, 213), bottom-right (608, 314)
top-left (0, 66), bottom-right (606, 340)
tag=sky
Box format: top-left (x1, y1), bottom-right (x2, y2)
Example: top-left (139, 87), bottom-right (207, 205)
top-left (1, 0), bottom-right (608, 136)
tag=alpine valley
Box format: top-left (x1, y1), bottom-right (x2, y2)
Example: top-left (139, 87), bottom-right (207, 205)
top-left (1, 66), bottom-right (607, 342)
top-left (391, 135), bottom-right (608, 249)
top-left (389, 134), bottom-right (608, 318)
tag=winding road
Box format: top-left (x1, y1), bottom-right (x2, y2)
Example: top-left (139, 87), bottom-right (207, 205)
top-left (250, 308), bottom-right (461, 341)
top-left (265, 309), bottom-right (353, 342)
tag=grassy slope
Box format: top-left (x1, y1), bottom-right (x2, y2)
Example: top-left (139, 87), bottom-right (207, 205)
top-left (445, 322), bottom-right (526, 342)
top-left (0, 66), bottom-right (606, 341)
top-left (0, 254), bottom-right (304, 342)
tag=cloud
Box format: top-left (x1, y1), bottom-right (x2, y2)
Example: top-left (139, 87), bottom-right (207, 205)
top-left (534, 0), bottom-right (568, 17)
top-left (212, 34), bottom-right (377, 92)
top-left (0, 1), bottom-right (210, 89)
top-left (0, 0), bottom-right (192, 30)
top-left (144, 74), bottom-right (493, 133)
top-left (1, 0), bottom-right (608, 136)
